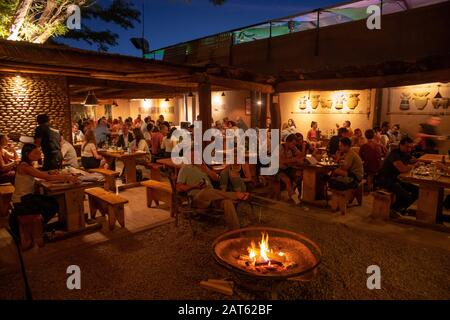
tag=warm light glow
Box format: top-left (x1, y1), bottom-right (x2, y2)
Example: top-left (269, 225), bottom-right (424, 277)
top-left (247, 232), bottom-right (285, 266)
top-left (143, 99), bottom-right (151, 110)
top-left (257, 100), bottom-right (262, 106)
top-left (12, 74), bottom-right (27, 98)
top-left (213, 94), bottom-right (222, 107)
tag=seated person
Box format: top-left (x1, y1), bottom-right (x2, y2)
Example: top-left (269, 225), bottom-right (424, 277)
top-left (351, 128), bottom-right (366, 147)
top-left (377, 137), bottom-right (419, 214)
top-left (176, 151), bottom-right (249, 230)
top-left (9, 143), bottom-right (78, 238)
top-left (279, 134), bottom-right (304, 204)
top-left (60, 136), bottom-right (79, 168)
top-left (328, 127), bottom-right (348, 157)
top-left (81, 130), bottom-right (106, 170)
top-left (359, 129), bottom-right (386, 176)
top-left (72, 123), bottom-right (84, 143)
top-left (307, 121), bottom-right (319, 144)
top-left (329, 137), bottom-right (364, 190)
top-left (0, 133), bottom-right (19, 184)
top-left (130, 128), bottom-right (151, 165)
top-left (162, 127), bottom-right (178, 158)
top-left (220, 162), bottom-right (253, 192)
top-left (295, 133), bottom-right (313, 157)
top-left (116, 123), bottom-right (134, 149)
top-left (336, 120), bottom-right (353, 137)
top-left (144, 123), bottom-right (154, 147)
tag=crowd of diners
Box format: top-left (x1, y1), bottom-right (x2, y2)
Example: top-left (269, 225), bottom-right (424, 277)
top-left (1, 112), bottom-right (449, 236)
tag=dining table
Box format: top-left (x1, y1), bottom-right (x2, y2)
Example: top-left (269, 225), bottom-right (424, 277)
top-left (157, 157), bottom-right (228, 177)
top-left (36, 169), bottom-right (103, 233)
top-left (418, 153), bottom-right (449, 164)
top-left (298, 161), bottom-right (339, 205)
top-left (399, 171), bottom-right (450, 224)
top-left (98, 149), bottom-right (149, 189)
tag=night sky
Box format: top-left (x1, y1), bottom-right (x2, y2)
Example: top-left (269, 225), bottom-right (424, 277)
top-left (58, 0), bottom-right (337, 57)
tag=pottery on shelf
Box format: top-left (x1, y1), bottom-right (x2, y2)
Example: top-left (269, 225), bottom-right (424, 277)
top-left (399, 92), bottom-right (411, 110)
top-left (310, 95), bottom-right (320, 109)
top-left (412, 92), bottom-right (429, 110)
top-left (346, 93), bottom-right (360, 109)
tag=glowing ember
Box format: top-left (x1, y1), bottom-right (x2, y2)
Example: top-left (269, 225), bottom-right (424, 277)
top-left (237, 232), bottom-right (296, 273)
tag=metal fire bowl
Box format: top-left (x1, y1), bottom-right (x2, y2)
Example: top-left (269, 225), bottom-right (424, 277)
top-left (212, 227), bottom-right (322, 280)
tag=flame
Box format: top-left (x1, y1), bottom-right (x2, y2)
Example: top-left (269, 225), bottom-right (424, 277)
top-left (247, 232), bottom-right (285, 265)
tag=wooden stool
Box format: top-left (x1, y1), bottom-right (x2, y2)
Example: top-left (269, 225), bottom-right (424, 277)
top-left (0, 184), bottom-right (15, 217)
top-left (88, 168), bottom-right (120, 192)
top-left (141, 180), bottom-right (172, 211)
top-left (85, 187), bottom-right (128, 230)
top-left (17, 215), bottom-right (44, 250)
top-left (330, 180), bottom-right (365, 215)
top-left (371, 190), bottom-right (395, 220)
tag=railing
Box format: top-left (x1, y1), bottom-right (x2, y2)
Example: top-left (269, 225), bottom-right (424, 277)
top-left (146, 0), bottom-right (447, 62)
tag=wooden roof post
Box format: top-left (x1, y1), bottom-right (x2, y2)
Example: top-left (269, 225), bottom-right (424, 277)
top-left (198, 81), bottom-right (212, 149)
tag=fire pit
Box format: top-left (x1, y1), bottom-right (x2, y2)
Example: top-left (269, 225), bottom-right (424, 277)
top-left (212, 227), bottom-right (321, 298)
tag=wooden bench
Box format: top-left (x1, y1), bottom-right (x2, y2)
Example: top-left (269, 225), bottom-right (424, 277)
top-left (17, 215), bottom-right (44, 250)
top-left (88, 168), bottom-right (119, 192)
top-left (330, 180), bottom-right (365, 215)
top-left (371, 190), bottom-right (395, 220)
top-left (141, 180), bottom-right (172, 211)
top-left (0, 184), bottom-right (15, 217)
top-left (85, 187), bottom-right (128, 230)
top-left (145, 163), bottom-right (163, 181)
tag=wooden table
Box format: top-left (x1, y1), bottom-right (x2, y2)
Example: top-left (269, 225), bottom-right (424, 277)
top-left (37, 179), bottom-right (101, 233)
top-left (300, 162), bottom-right (338, 205)
top-left (99, 150), bottom-right (149, 189)
top-left (157, 157), bottom-right (227, 176)
top-left (399, 173), bottom-right (450, 224)
top-left (418, 154), bottom-right (449, 163)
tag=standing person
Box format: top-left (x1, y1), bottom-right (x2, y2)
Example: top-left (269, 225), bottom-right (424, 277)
top-left (34, 114), bottom-right (62, 171)
top-left (151, 126), bottom-right (164, 157)
top-left (0, 133), bottom-right (19, 184)
top-left (9, 143), bottom-right (78, 240)
top-left (81, 130), bottom-right (105, 170)
top-left (377, 137), bottom-right (419, 215)
top-left (329, 137), bottom-right (364, 190)
top-left (374, 126), bottom-right (389, 148)
top-left (116, 123), bottom-right (134, 149)
top-left (60, 136), bottom-right (79, 168)
top-left (359, 129), bottom-right (386, 176)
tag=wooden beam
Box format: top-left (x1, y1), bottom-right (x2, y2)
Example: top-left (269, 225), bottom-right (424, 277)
top-left (195, 73), bottom-right (274, 94)
top-left (198, 82), bottom-right (212, 142)
top-left (276, 69), bottom-right (450, 92)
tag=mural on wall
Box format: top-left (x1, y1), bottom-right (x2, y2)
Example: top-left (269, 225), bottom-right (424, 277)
top-left (295, 90), bottom-right (364, 113)
top-left (390, 83), bottom-right (450, 114)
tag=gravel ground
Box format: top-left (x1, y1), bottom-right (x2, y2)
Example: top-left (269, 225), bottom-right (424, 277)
top-left (1, 205), bottom-right (449, 300)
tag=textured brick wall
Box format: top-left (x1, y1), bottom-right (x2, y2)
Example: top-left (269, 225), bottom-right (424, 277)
top-left (0, 73), bottom-right (71, 142)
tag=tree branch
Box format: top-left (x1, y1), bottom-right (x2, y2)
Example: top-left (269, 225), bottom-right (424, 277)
top-left (7, 0), bottom-right (33, 40)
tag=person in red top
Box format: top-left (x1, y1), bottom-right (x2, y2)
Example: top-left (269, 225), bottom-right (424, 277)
top-left (151, 126), bottom-right (164, 156)
top-left (133, 114), bottom-right (143, 128)
top-left (359, 129), bottom-right (387, 175)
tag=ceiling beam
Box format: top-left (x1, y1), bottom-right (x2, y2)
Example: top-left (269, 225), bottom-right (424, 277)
top-left (276, 69), bottom-right (450, 92)
top-left (195, 73), bottom-right (274, 94)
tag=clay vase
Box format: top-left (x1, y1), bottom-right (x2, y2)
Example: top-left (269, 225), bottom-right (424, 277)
top-left (399, 92), bottom-right (410, 110)
top-left (347, 93), bottom-right (360, 110)
top-left (320, 98), bottom-right (333, 109)
top-left (412, 92), bottom-right (429, 110)
top-left (310, 95), bottom-right (320, 109)
top-left (298, 97), bottom-right (307, 110)
top-left (432, 97), bottom-right (449, 109)
top-left (335, 96), bottom-right (344, 110)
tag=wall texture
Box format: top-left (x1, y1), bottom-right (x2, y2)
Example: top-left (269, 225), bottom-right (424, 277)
top-left (0, 73), bottom-right (71, 141)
